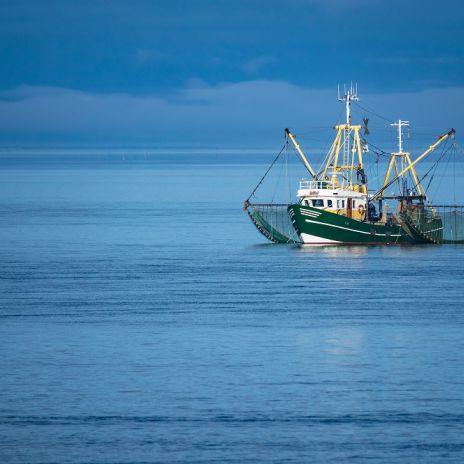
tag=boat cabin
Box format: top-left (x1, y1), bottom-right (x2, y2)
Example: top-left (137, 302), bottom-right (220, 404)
top-left (297, 179), bottom-right (368, 220)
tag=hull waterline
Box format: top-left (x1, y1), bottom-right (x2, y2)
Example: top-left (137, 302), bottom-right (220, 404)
top-left (288, 204), bottom-right (415, 245)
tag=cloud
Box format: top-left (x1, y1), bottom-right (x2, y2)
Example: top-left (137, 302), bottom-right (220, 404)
top-left (242, 55), bottom-right (277, 74)
top-left (0, 82), bottom-right (336, 144)
top-left (0, 81), bottom-right (462, 146)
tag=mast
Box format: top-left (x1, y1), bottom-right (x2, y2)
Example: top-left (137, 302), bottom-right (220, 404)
top-left (338, 84), bottom-right (359, 171)
top-left (338, 82), bottom-right (359, 125)
top-left (392, 119), bottom-right (407, 154)
top-left (372, 128), bottom-right (455, 201)
top-left (388, 120), bottom-right (425, 197)
top-left (323, 83), bottom-right (366, 193)
top-left (382, 120), bottom-right (425, 197)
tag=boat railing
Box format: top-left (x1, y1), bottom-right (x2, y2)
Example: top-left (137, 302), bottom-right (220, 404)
top-left (299, 180), bottom-right (335, 190)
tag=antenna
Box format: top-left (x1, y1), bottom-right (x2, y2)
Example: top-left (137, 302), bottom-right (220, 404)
top-left (338, 82), bottom-right (359, 124)
top-left (391, 119), bottom-right (410, 154)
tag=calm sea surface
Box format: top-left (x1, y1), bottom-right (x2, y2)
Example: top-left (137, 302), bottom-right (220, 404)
top-left (1, 152), bottom-right (464, 463)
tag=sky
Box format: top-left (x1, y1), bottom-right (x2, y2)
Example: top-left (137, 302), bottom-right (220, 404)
top-left (0, 0), bottom-right (463, 147)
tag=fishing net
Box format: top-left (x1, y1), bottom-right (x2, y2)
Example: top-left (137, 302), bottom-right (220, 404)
top-left (243, 141), bottom-right (305, 244)
top-left (247, 204), bottom-right (299, 244)
top-left (402, 205), bottom-right (464, 244)
top-left (436, 207), bottom-right (464, 243)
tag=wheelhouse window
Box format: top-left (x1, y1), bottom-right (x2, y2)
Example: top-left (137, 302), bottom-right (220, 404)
top-left (327, 199), bottom-right (333, 208)
top-left (316, 181), bottom-right (329, 189)
top-left (312, 199), bottom-right (324, 207)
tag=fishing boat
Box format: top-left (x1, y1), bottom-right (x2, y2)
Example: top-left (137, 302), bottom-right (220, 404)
top-left (244, 85), bottom-right (464, 245)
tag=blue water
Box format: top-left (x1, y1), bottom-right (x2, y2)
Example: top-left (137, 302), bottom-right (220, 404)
top-left (1, 154), bottom-right (464, 463)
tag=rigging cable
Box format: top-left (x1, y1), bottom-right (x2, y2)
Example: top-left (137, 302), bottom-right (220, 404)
top-left (245, 142), bottom-right (287, 203)
top-left (286, 142), bottom-right (292, 203)
top-left (414, 140), bottom-right (453, 197)
top-left (427, 142), bottom-right (455, 201)
top-left (271, 148), bottom-right (288, 203)
top-left (352, 101), bottom-right (394, 124)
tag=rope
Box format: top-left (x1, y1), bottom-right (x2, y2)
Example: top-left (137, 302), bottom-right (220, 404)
top-left (352, 101), bottom-right (394, 124)
top-left (361, 138), bottom-right (390, 158)
top-left (271, 151), bottom-right (286, 203)
top-left (416, 141), bottom-right (453, 196)
top-left (246, 143), bottom-right (287, 202)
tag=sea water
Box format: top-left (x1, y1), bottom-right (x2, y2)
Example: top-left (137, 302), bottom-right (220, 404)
top-left (1, 152), bottom-right (464, 463)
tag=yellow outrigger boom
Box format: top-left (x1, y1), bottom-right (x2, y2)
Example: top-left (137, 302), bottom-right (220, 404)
top-left (371, 128), bottom-right (455, 201)
top-left (285, 128), bottom-right (317, 179)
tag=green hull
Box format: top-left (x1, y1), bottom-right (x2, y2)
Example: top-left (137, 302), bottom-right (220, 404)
top-left (288, 204), bottom-right (416, 245)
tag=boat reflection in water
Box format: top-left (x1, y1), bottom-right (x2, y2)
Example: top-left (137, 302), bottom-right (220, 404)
top-left (296, 244), bottom-right (369, 257)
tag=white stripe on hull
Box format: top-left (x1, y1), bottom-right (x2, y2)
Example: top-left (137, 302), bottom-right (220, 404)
top-left (303, 218), bottom-right (402, 237)
top-left (299, 232), bottom-right (341, 244)
top-left (300, 210), bottom-right (321, 218)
